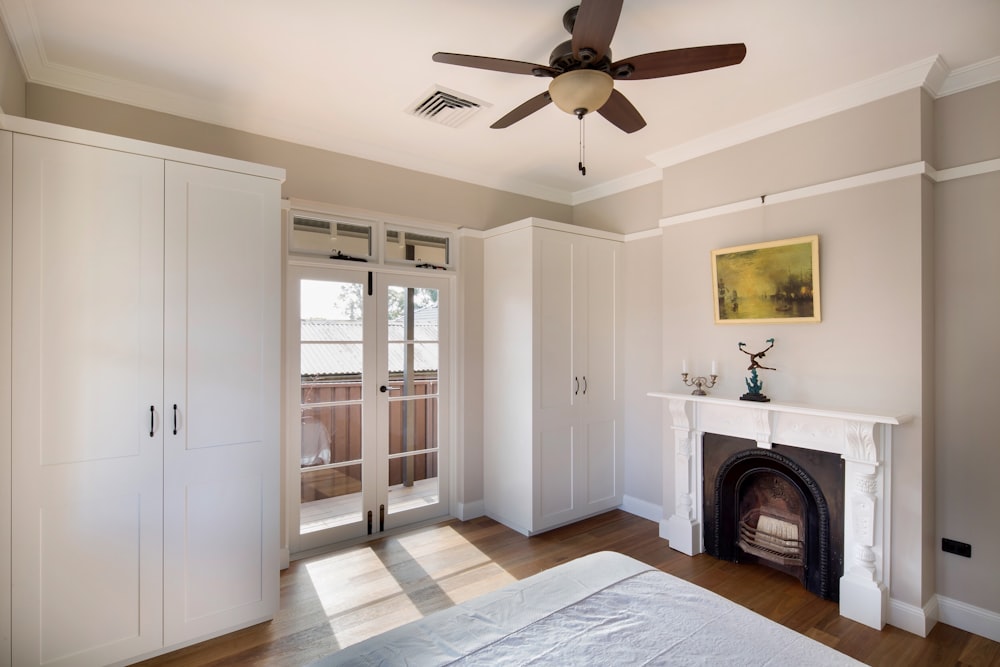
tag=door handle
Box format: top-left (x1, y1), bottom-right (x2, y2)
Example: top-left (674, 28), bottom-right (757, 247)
top-left (582, 376), bottom-right (588, 395)
top-left (149, 405), bottom-right (155, 437)
top-left (574, 377), bottom-right (579, 395)
top-left (172, 404), bottom-right (178, 435)
top-left (379, 504), bottom-right (385, 532)
top-left (380, 385), bottom-right (389, 393)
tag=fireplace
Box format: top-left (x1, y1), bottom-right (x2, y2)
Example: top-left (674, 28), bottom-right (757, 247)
top-left (702, 435), bottom-right (844, 601)
top-left (648, 392), bottom-right (908, 630)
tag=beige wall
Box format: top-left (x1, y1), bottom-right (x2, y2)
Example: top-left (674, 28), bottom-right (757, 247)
top-left (456, 235), bottom-right (485, 515)
top-left (661, 90), bottom-right (925, 219)
top-left (933, 81), bottom-right (1000, 614)
top-left (573, 181), bottom-right (661, 235)
top-left (655, 92), bottom-right (934, 613)
top-left (621, 234), bottom-right (664, 517)
top-left (0, 18), bottom-right (24, 115)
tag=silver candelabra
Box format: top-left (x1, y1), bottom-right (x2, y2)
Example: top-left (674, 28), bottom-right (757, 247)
top-left (681, 372), bottom-right (718, 396)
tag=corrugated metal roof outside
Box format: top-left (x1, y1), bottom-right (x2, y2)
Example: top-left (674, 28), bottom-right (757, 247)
top-left (301, 319), bottom-right (439, 376)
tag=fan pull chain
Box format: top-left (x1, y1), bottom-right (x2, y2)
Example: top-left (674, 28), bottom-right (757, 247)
top-left (578, 111), bottom-right (586, 176)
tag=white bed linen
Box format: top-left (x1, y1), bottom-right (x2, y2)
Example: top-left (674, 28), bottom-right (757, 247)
top-left (312, 551), bottom-right (862, 666)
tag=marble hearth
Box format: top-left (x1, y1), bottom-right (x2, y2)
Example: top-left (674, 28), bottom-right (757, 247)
top-left (648, 392), bottom-right (910, 630)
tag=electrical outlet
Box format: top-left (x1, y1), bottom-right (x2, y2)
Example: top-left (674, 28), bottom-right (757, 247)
top-left (942, 538), bottom-right (972, 558)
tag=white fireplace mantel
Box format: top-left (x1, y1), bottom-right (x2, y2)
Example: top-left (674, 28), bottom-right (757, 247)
top-left (648, 392), bottom-right (911, 630)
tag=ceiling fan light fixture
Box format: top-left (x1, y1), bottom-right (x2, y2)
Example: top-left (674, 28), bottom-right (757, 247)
top-left (548, 69), bottom-right (613, 116)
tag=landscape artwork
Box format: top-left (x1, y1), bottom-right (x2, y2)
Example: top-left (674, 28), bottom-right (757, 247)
top-left (711, 235), bottom-right (821, 323)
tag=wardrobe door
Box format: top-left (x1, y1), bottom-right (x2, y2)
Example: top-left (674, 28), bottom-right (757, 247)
top-left (577, 236), bottom-right (622, 512)
top-left (11, 134), bottom-right (165, 666)
top-left (162, 162), bottom-right (280, 643)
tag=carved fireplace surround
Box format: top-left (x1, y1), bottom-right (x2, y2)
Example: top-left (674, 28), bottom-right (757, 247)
top-left (649, 392), bottom-right (910, 630)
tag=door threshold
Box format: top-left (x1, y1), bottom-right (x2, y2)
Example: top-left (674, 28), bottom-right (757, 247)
top-left (290, 513), bottom-right (455, 562)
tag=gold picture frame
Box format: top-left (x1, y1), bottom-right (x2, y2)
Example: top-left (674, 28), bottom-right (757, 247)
top-left (711, 235), bottom-right (821, 323)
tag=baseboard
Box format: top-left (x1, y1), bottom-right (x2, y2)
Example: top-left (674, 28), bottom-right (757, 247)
top-left (619, 495), bottom-right (662, 523)
top-left (888, 595), bottom-right (939, 637)
top-left (937, 595), bottom-right (1000, 642)
top-left (454, 499), bottom-right (485, 521)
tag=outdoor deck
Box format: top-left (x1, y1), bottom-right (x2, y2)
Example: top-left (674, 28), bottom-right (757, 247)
top-left (301, 477), bottom-right (440, 533)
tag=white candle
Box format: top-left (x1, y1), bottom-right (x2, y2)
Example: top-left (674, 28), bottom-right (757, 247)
top-left (711, 360), bottom-right (718, 375)
top-left (682, 359), bottom-right (688, 373)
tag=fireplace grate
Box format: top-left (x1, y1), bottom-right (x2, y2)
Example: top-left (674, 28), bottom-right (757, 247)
top-left (738, 513), bottom-right (804, 566)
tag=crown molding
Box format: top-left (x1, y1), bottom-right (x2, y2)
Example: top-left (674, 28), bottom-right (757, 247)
top-left (935, 56), bottom-right (1000, 97)
top-left (571, 166), bottom-right (662, 205)
top-left (623, 228), bottom-right (662, 242)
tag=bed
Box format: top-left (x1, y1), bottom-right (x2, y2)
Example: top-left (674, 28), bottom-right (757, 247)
top-left (310, 551), bottom-right (862, 666)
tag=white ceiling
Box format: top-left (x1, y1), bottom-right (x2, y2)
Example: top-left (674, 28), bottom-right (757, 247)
top-left (2, 0), bottom-right (998, 204)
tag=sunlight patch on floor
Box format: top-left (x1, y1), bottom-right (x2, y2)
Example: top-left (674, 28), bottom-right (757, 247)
top-left (302, 523), bottom-right (518, 649)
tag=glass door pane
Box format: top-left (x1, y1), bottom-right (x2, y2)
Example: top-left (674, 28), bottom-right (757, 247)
top-left (383, 284), bottom-right (441, 517)
top-left (299, 278), bottom-right (368, 536)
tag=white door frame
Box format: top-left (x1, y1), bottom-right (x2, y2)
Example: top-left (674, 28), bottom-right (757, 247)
top-left (285, 260), bottom-right (455, 558)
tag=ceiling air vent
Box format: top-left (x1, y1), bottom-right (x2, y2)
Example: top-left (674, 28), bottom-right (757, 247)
top-left (407, 86), bottom-right (490, 128)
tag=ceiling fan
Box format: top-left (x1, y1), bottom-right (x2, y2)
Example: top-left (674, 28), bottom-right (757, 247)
top-left (432, 0), bottom-right (747, 134)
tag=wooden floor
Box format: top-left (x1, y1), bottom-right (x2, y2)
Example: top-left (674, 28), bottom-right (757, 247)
top-left (137, 510), bottom-right (1000, 666)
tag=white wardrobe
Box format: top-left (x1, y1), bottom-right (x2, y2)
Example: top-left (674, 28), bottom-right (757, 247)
top-left (0, 117), bottom-right (284, 667)
top-left (482, 219), bottom-right (623, 535)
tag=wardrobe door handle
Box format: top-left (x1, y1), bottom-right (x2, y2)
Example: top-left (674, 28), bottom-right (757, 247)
top-left (149, 406), bottom-right (155, 437)
top-left (172, 404), bottom-right (178, 435)
top-left (582, 376), bottom-right (588, 395)
top-left (574, 377), bottom-right (579, 395)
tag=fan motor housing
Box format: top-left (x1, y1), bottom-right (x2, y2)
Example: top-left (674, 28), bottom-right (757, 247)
top-left (549, 39), bottom-right (611, 73)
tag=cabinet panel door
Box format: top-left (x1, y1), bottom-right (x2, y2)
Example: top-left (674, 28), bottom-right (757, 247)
top-left (163, 162), bottom-right (280, 643)
top-left (537, 426), bottom-right (574, 525)
top-left (585, 419), bottom-right (618, 506)
top-left (536, 230), bottom-right (574, 412)
top-left (11, 134), bottom-right (165, 666)
top-left (582, 237), bottom-right (619, 410)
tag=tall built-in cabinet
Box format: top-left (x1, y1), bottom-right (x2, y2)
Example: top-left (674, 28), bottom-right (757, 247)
top-left (0, 117), bottom-right (284, 667)
top-left (482, 219), bottom-right (623, 535)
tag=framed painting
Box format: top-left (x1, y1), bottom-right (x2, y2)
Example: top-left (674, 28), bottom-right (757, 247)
top-left (711, 235), bottom-right (821, 323)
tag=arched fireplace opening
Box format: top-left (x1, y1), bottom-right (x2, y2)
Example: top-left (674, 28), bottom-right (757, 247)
top-left (703, 437), bottom-right (843, 602)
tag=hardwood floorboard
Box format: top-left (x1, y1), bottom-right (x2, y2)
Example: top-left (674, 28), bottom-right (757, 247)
top-left (136, 511), bottom-right (1000, 666)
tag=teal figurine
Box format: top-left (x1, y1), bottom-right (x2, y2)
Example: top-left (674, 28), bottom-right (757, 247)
top-left (738, 338), bottom-right (775, 402)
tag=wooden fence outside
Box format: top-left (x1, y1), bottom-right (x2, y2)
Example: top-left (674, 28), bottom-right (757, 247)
top-left (301, 378), bottom-right (438, 486)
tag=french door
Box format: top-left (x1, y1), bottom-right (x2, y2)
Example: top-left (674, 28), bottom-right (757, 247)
top-left (289, 265), bottom-right (451, 553)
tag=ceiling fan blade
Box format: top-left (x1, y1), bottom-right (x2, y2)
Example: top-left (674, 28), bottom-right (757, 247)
top-left (433, 52), bottom-right (558, 77)
top-left (571, 0), bottom-right (624, 63)
top-left (611, 44), bottom-right (747, 80)
top-left (490, 92), bottom-right (553, 129)
top-left (597, 89), bottom-right (646, 134)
